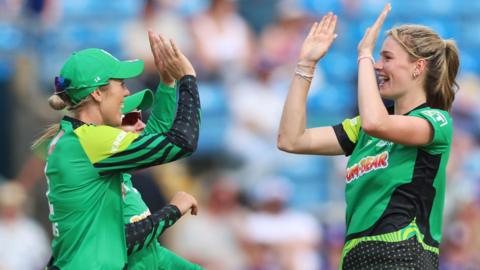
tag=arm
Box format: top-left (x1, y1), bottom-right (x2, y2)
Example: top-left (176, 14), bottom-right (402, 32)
top-left (277, 13), bottom-right (344, 155)
top-left (143, 81), bottom-right (177, 134)
top-left (144, 31), bottom-right (179, 134)
top-left (79, 35), bottom-right (200, 175)
top-left (125, 191), bottom-right (198, 255)
top-left (356, 4), bottom-right (433, 145)
top-left (83, 75), bottom-right (200, 175)
top-left (125, 204), bottom-right (181, 255)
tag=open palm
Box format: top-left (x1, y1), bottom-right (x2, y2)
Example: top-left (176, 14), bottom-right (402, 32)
top-left (299, 12), bottom-right (338, 64)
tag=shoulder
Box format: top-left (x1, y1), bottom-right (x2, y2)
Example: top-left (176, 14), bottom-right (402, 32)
top-left (409, 107), bottom-right (452, 127)
top-left (74, 124), bottom-right (140, 163)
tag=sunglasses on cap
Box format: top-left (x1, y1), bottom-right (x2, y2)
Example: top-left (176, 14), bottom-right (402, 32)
top-left (121, 111), bottom-right (142, 126)
top-left (54, 76), bottom-right (71, 94)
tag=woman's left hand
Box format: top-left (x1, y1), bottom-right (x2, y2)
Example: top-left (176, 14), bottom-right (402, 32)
top-left (357, 3), bottom-right (391, 56)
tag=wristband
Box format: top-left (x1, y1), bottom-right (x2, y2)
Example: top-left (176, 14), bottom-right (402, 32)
top-left (357, 55), bottom-right (375, 64)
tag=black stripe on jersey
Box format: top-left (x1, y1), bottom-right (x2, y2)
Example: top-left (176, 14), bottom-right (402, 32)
top-left (333, 124), bottom-right (356, 156)
top-left (94, 138), bottom-right (170, 168)
top-left (98, 146), bottom-right (181, 176)
top-left (172, 148), bottom-right (188, 160)
top-left (109, 135), bottom-right (160, 158)
top-left (345, 149), bottom-right (441, 248)
top-left (125, 205), bottom-right (181, 255)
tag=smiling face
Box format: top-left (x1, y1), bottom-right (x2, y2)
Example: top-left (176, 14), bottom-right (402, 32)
top-left (99, 79), bottom-right (130, 127)
top-left (374, 36), bottom-right (418, 100)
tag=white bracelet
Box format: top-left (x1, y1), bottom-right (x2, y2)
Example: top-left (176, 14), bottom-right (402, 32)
top-left (294, 69), bottom-right (314, 82)
top-left (357, 55), bottom-right (375, 64)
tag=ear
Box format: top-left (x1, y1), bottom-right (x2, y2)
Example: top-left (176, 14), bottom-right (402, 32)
top-left (414, 59), bottom-right (427, 76)
top-left (90, 88), bottom-right (103, 102)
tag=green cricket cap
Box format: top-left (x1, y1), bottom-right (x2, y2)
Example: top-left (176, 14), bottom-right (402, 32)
top-left (122, 89), bottom-right (154, 114)
top-left (57, 48), bottom-right (144, 104)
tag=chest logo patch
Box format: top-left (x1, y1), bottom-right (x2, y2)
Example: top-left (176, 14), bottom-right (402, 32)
top-left (346, 151), bottom-right (389, 183)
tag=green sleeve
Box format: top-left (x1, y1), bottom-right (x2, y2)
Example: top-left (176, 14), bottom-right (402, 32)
top-left (409, 109), bottom-right (453, 154)
top-left (144, 81), bottom-right (177, 134)
top-left (75, 76), bottom-right (200, 175)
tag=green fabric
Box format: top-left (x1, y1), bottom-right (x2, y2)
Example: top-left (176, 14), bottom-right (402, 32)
top-left (45, 121), bottom-right (127, 269)
top-left (144, 81), bottom-right (178, 135)
top-left (128, 242), bottom-right (203, 270)
top-left (123, 81), bottom-right (203, 269)
top-left (122, 82), bottom-right (176, 224)
top-left (339, 106), bottom-right (452, 266)
top-left (339, 219), bottom-right (438, 269)
top-left (122, 89), bottom-right (154, 114)
top-left (44, 81), bottom-right (192, 269)
top-left (60, 48), bottom-right (144, 104)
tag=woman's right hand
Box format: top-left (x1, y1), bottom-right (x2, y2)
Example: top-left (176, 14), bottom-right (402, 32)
top-left (298, 12), bottom-right (338, 66)
top-left (148, 31), bottom-right (196, 80)
top-left (170, 191), bottom-right (199, 216)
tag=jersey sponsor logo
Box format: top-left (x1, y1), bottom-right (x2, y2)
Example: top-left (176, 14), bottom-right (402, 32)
top-left (129, 209), bottom-right (151, 223)
top-left (111, 131), bottom-right (128, 153)
top-left (376, 140), bottom-right (393, 148)
top-left (346, 151), bottom-right (389, 183)
top-left (421, 110), bottom-right (448, 127)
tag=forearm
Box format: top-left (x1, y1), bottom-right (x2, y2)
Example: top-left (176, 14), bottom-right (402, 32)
top-left (144, 81), bottom-right (177, 134)
top-left (277, 74), bottom-right (311, 152)
top-left (165, 75), bottom-right (201, 153)
top-left (357, 58), bottom-right (389, 133)
top-left (125, 204), bottom-right (181, 255)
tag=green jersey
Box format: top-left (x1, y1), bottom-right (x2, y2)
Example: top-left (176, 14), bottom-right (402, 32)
top-left (123, 82), bottom-right (203, 270)
top-left (122, 81), bottom-right (177, 225)
top-left (333, 104), bottom-right (452, 267)
top-left (45, 76), bottom-right (200, 269)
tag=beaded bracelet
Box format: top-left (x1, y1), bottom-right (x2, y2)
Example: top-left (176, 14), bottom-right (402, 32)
top-left (357, 55), bottom-right (375, 64)
top-left (294, 69), bottom-right (314, 82)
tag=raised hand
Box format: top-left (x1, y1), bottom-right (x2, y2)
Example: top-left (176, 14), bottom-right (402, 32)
top-left (169, 191), bottom-right (199, 216)
top-left (298, 12), bottom-right (338, 65)
top-left (148, 30), bottom-right (174, 85)
top-left (157, 34), bottom-right (196, 79)
top-left (358, 3), bottom-right (391, 56)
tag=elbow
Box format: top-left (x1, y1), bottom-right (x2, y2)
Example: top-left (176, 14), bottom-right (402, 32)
top-left (277, 134), bottom-right (295, 153)
top-left (361, 120), bottom-right (385, 137)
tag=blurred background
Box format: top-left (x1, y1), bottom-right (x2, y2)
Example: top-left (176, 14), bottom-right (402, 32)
top-left (1, 0), bottom-right (480, 269)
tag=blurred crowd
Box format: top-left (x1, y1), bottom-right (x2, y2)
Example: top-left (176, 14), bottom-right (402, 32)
top-left (1, 0), bottom-right (480, 269)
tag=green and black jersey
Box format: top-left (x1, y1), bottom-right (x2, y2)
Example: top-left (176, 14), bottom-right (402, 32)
top-left (45, 75), bottom-right (200, 270)
top-left (333, 104), bottom-right (452, 269)
top-left (122, 81), bottom-right (203, 269)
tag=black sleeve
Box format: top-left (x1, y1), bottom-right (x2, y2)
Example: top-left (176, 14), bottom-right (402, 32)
top-left (333, 124), bottom-right (356, 156)
top-left (165, 75), bottom-right (201, 154)
top-left (125, 204), bottom-right (182, 255)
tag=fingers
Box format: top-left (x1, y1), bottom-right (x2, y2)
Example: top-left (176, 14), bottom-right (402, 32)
top-left (314, 12), bottom-right (337, 37)
top-left (158, 34), bottom-right (174, 60)
top-left (170, 39), bottom-right (181, 58)
top-left (307, 22), bottom-right (318, 38)
top-left (148, 30), bottom-right (161, 62)
top-left (191, 205), bottom-right (198, 215)
top-left (327, 14), bottom-right (337, 35)
top-left (372, 3), bottom-right (391, 30)
top-left (316, 13), bottom-right (329, 35)
top-left (321, 12), bottom-right (333, 33)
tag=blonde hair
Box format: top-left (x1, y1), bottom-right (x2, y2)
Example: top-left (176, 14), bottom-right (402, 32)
top-left (387, 24), bottom-right (460, 111)
top-left (31, 87), bottom-right (100, 150)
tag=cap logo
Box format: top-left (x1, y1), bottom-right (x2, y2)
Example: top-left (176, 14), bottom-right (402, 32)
top-left (94, 76), bottom-right (101, 83)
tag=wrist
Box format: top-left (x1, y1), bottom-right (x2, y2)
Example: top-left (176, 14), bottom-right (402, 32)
top-left (357, 54), bottom-right (375, 65)
top-left (297, 59), bottom-right (317, 68)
